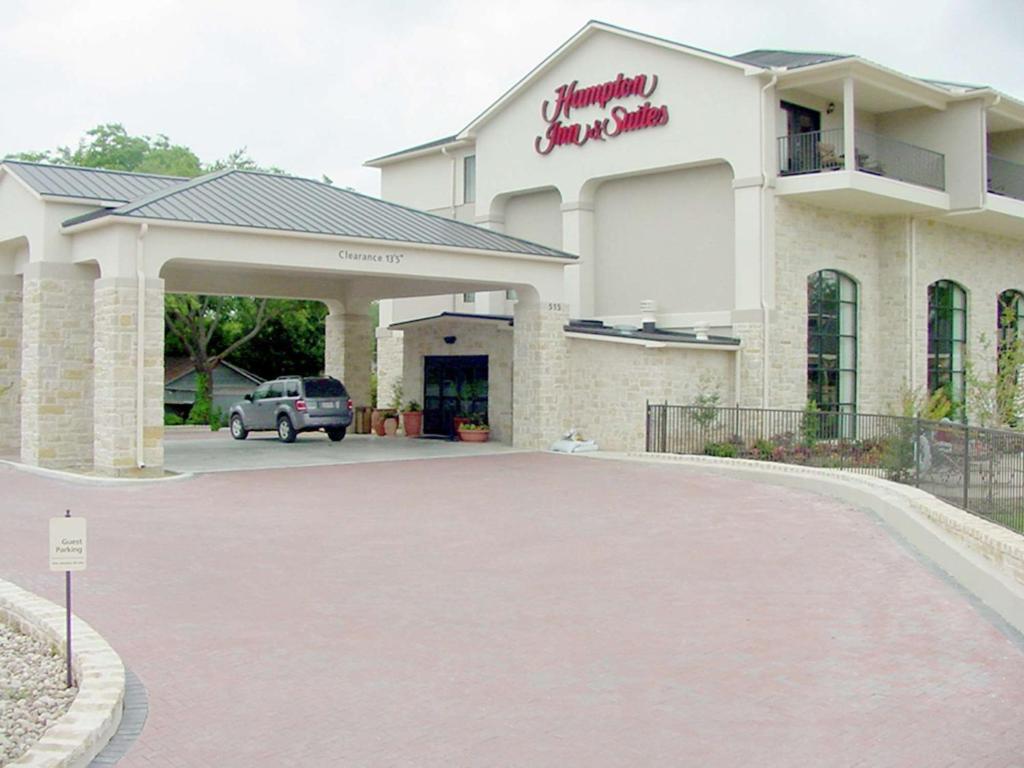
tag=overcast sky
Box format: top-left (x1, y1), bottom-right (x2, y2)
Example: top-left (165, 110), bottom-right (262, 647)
top-left (3, 0), bottom-right (1021, 194)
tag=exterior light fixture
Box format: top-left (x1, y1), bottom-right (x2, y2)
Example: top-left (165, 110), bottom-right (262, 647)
top-left (826, 102), bottom-right (835, 114)
top-left (444, 336), bottom-right (457, 345)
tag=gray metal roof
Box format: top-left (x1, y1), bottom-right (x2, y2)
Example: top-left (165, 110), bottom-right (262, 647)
top-left (731, 50), bottom-right (852, 69)
top-left (63, 169), bottom-right (574, 259)
top-left (365, 135), bottom-right (460, 165)
top-left (2, 160), bottom-right (187, 203)
top-left (565, 319), bottom-right (739, 346)
top-left (390, 312), bottom-right (513, 329)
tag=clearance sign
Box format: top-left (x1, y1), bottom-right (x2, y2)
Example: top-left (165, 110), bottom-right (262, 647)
top-left (534, 72), bottom-right (669, 155)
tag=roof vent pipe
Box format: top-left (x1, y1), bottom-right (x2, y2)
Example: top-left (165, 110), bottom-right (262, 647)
top-left (694, 321), bottom-right (710, 341)
top-left (640, 299), bottom-right (657, 332)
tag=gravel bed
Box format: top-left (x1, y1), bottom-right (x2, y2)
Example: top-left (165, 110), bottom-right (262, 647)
top-left (0, 620), bottom-right (76, 766)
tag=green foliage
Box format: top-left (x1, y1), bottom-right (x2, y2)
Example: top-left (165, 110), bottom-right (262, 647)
top-left (703, 442), bottom-right (737, 458)
top-left (389, 379), bottom-right (404, 411)
top-left (403, 400), bottom-right (422, 413)
top-left (801, 400), bottom-right (821, 445)
top-left (891, 386), bottom-right (954, 421)
top-left (966, 331), bottom-right (1024, 428)
top-left (369, 372), bottom-right (379, 409)
top-left (164, 411), bottom-right (184, 426)
top-left (754, 439), bottom-right (775, 460)
top-left (186, 372), bottom-right (212, 425)
top-left (209, 406), bottom-right (225, 432)
top-left (690, 373), bottom-right (722, 428)
top-left (224, 300), bottom-right (328, 379)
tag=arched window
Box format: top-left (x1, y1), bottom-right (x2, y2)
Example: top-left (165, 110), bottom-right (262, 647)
top-left (807, 270), bottom-right (857, 415)
top-left (927, 280), bottom-right (967, 404)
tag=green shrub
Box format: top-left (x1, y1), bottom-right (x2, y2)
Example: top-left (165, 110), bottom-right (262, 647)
top-left (209, 406), bottom-right (225, 431)
top-left (164, 412), bottom-right (184, 426)
top-left (703, 442), bottom-right (737, 458)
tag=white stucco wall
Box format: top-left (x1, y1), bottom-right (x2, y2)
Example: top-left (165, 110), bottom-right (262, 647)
top-left (592, 163), bottom-right (735, 318)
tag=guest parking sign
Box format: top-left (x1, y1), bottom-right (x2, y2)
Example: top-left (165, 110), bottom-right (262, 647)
top-left (49, 516), bottom-right (86, 571)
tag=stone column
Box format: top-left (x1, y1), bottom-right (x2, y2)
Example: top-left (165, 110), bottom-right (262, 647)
top-left (93, 277), bottom-right (165, 476)
top-left (375, 327), bottom-right (404, 408)
top-left (0, 276), bottom-right (22, 456)
top-left (20, 263), bottom-right (96, 468)
top-left (325, 308), bottom-right (373, 408)
top-left (513, 299), bottom-right (570, 449)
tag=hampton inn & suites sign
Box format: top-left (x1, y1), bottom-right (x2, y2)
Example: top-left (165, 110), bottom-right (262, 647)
top-left (534, 72), bottom-right (669, 155)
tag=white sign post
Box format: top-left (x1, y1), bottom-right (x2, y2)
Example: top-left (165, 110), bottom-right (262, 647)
top-left (49, 511), bottom-right (86, 688)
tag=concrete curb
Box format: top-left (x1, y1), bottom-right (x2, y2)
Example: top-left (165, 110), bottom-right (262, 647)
top-left (0, 460), bottom-right (194, 487)
top-left (0, 579), bottom-right (125, 768)
top-left (578, 451), bottom-right (1024, 638)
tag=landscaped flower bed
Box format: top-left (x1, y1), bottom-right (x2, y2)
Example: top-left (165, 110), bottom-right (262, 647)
top-left (0, 620), bottom-right (77, 765)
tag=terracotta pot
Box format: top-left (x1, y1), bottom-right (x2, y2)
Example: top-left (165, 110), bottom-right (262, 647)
top-left (383, 417), bottom-right (399, 436)
top-left (402, 411), bottom-right (423, 437)
top-left (457, 428), bottom-right (490, 443)
top-left (453, 416), bottom-right (471, 435)
top-left (371, 409), bottom-right (386, 436)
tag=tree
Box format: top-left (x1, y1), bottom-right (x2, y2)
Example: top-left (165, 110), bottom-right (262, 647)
top-left (164, 296), bottom-right (283, 419)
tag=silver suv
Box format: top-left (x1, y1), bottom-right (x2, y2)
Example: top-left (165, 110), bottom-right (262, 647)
top-left (229, 376), bottom-right (353, 443)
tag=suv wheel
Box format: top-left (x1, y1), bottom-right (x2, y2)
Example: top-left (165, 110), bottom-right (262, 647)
top-left (230, 414), bottom-right (248, 440)
top-left (277, 415), bottom-right (297, 443)
top-left (326, 426), bottom-right (346, 442)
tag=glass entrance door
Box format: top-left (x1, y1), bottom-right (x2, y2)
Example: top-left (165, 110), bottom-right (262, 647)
top-left (422, 355), bottom-right (489, 437)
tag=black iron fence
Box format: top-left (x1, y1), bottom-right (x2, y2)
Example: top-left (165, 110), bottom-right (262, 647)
top-left (646, 404), bottom-right (1024, 535)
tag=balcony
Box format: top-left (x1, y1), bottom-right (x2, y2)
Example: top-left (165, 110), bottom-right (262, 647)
top-left (778, 129), bottom-right (945, 191)
top-left (987, 154), bottom-right (1024, 202)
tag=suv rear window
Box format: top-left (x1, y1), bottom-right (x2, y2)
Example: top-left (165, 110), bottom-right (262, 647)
top-left (303, 378), bottom-right (347, 398)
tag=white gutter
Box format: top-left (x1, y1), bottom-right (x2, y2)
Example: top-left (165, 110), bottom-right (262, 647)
top-left (907, 216), bottom-right (917, 393)
top-left (136, 223), bottom-right (148, 469)
top-left (440, 146), bottom-right (457, 219)
top-left (759, 72), bottom-right (779, 407)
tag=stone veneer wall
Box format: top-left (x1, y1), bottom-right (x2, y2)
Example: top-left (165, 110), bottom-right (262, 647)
top-left (93, 278), bottom-right (165, 475)
top-left (772, 200), bottom-right (1024, 419)
top-left (567, 337), bottom-right (737, 452)
top-left (375, 328), bottom-right (404, 409)
top-left (400, 319), bottom-right (513, 442)
top-left (910, 219), bottom-right (1024, 400)
top-left (325, 312), bottom-right (374, 409)
top-left (20, 264), bottom-right (96, 468)
top-left (0, 276), bottom-right (21, 456)
top-left (513, 304), bottom-right (571, 449)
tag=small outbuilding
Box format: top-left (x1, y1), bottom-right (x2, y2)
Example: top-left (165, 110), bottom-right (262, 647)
top-left (163, 357), bottom-right (264, 419)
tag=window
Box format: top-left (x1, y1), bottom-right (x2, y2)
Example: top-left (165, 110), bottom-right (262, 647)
top-left (267, 382), bottom-right (284, 399)
top-left (463, 155), bottom-right (476, 204)
top-left (286, 380), bottom-right (300, 397)
top-left (252, 384), bottom-right (270, 401)
top-left (462, 292), bottom-right (476, 303)
top-left (928, 280), bottom-right (967, 405)
top-left (303, 378), bottom-right (346, 398)
top-left (807, 270), bottom-right (857, 416)
top-left (505, 289), bottom-right (518, 301)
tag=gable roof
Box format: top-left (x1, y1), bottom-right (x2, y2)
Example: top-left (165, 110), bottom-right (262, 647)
top-left (2, 160), bottom-right (187, 204)
top-left (62, 168), bottom-right (573, 259)
top-left (367, 20), bottom-right (763, 166)
top-left (164, 357), bottom-right (264, 387)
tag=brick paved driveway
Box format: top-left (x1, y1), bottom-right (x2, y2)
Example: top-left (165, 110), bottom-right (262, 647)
top-left (2, 454), bottom-right (1023, 766)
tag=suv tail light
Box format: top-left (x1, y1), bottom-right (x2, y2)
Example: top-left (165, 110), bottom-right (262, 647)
top-left (294, 399), bottom-right (307, 412)
top-left (346, 398), bottom-right (353, 411)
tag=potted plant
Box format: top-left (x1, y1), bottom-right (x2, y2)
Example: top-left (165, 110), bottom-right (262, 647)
top-left (453, 380), bottom-right (487, 436)
top-left (402, 400), bottom-right (423, 438)
top-left (381, 409), bottom-right (399, 436)
top-left (457, 414), bottom-right (490, 443)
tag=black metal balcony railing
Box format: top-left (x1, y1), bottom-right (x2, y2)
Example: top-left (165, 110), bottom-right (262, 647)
top-left (987, 154), bottom-right (1024, 202)
top-left (778, 129), bottom-right (946, 191)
